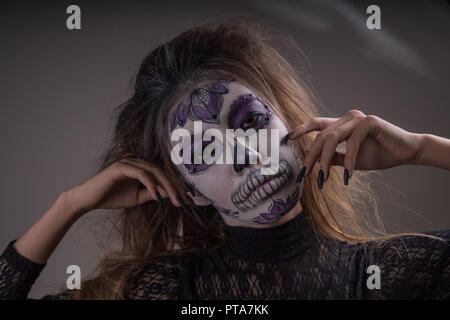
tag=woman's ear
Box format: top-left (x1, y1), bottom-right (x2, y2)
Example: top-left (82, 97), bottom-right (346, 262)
top-left (186, 191), bottom-right (213, 206)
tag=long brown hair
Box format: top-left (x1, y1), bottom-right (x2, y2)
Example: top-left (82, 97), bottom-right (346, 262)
top-left (72, 16), bottom-right (435, 299)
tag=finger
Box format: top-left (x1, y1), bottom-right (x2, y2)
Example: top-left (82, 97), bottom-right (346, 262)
top-left (137, 187), bottom-right (157, 205)
top-left (117, 163), bottom-right (160, 203)
top-left (168, 172), bottom-right (192, 205)
top-left (302, 132), bottom-right (324, 177)
top-left (319, 118), bottom-right (362, 180)
top-left (120, 159), bottom-right (181, 205)
top-left (132, 161), bottom-right (190, 207)
top-left (156, 185), bottom-right (168, 198)
top-left (289, 110), bottom-right (366, 142)
top-left (289, 117), bottom-right (339, 140)
top-left (157, 169), bottom-right (191, 206)
top-left (119, 159), bottom-right (181, 207)
top-left (186, 191), bottom-right (195, 199)
top-left (319, 133), bottom-right (340, 181)
top-left (344, 116), bottom-right (378, 178)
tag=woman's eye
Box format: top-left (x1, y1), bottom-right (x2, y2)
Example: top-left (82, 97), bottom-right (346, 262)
top-left (241, 113), bottom-right (263, 130)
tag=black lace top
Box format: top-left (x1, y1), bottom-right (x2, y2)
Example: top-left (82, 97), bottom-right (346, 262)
top-left (1, 210), bottom-right (449, 299)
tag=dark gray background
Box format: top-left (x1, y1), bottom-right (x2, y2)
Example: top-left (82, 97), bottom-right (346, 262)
top-left (0, 0), bottom-right (449, 298)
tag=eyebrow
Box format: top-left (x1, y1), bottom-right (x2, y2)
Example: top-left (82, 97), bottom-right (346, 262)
top-left (179, 92), bottom-right (246, 133)
top-left (229, 94), bottom-right (253, 115)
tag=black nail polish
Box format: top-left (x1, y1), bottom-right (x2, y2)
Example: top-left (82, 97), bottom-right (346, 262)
top-left (318, 169), bottom-right (324, 189)
top-left (297, 166), bottom-right (306, 184)
top-left (344, 168), bottom-right (349, 185)
top-left (186, 194), bottom-right (198, 208)
top-left (281, 132), bottom-right (294, 145)
top-left (177, 195), bottom-right (189, 212)
top-left (156, 192), bottom-right (162, 202)
top-left (184, 183), bottom-right (195, 196)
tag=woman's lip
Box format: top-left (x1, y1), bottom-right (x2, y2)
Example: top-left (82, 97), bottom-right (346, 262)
top-left (231, 160), bottom-right (292, 211)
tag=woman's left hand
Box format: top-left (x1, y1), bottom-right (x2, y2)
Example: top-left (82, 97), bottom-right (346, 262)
top-left (288, 109), bottom-right (425, 182)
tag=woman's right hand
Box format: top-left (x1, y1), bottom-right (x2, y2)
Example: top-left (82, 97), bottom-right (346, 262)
top-left (64, 156), bottom-right (187, 214)
top-left (11, 156), bottom-right (190, 265)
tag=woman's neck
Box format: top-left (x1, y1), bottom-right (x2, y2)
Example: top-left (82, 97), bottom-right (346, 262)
top-left (220, 201), bottom-right (303, 228)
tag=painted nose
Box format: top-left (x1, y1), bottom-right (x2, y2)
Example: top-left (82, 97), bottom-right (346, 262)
top-left (232, 139), bottom-right (261, 174)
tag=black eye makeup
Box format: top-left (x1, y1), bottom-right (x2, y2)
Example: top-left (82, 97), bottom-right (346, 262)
top-left (173, 92), bottom-right (274, 175)
top-left (228, 94), bottom-right (272, 131)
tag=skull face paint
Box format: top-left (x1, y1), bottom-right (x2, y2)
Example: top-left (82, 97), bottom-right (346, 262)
top-left (167, 79), bottom-right (303, 225)
top-left (170, 79), bottom-right (232, 131)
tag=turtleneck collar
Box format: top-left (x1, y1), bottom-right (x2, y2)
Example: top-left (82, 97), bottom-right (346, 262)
top-left (223, 209), bottom-right (318, 263)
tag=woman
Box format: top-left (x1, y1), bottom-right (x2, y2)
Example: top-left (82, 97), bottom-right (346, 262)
top-left (0, 18), bottom-right (449, 300)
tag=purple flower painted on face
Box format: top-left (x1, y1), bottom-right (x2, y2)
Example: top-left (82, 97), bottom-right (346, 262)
top-left (251, 188), bottom-right (300, 224)
top-left (179, 136), bottom-right (217, 175)
top-left (172, 100), bottom-right (189, 129)
top-left (170, 78), bottom-right (234, 131)
top-left (215, 205), bottom-right (240, 218)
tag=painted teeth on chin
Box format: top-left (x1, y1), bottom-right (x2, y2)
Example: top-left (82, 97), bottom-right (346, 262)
top-left (239, 189), bottom-right (246, 202)
top-left (237, 192), bottom-right (244, 204)
top-left (249, 176), bottom-right (256, 191)
top-left (240, 203), bottom-right (247, 211)
top-left (269, 180), bottom-right (278, 190)
top-left (260, 187), bottom-right (268, 198)
top-left (256, 175), bottom-right (264, 184)
top-left (248, 179), bottom-right (255, 191)
top-left (263, 183), bottom-right (273, 194)
top-left (242, 200), bottom-right (253, 210)
top-left (232, 160), bottom-right (293, 209)
top-left (247, 197), bottom-right (257, 207)
top-left (256, 188), bottom-right (263, 200)
top-left (252, 176), bottom-right (259, 187)
top-left (274, 179), bottom-right (281, 189)
top-left (243, 183), bottom-right (250, 196)
top-left (250, 193), bottom-right (259, 205)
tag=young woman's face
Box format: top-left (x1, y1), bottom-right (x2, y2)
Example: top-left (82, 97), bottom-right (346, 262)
top-left (166, 79), bottom-right (304, 224)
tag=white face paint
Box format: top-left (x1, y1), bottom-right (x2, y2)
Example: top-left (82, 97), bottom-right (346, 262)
top-left (167, 79), bottom-right (304, 225)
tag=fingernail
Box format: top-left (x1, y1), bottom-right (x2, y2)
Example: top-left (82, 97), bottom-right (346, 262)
top-left (156, 192), bottom-right (162, 202)
top-left (318, 169), bottom-right (324, 189)
top-left (176, 195), bottom-right (189, 211)
top-left (344, 168), bottom-right (349, 185)
top-left (186, 193), bottom-right (198, 208)
top-left (281, 132), bottom-right (294, 145)
top-left (297, 165), bottom-right (306, 184)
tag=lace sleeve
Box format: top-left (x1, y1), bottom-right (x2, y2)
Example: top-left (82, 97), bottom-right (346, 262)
top-left (0, 240), bottom-right (47, 299)
top-left (0, 239), bottom-right (185, 300)
top-left (362, 230), bottom-right (450, 299)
